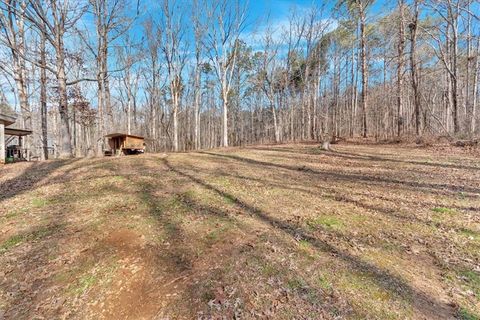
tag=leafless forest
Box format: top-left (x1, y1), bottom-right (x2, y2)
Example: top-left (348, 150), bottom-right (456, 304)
top-left (1, 0), bottom-right (479, 158)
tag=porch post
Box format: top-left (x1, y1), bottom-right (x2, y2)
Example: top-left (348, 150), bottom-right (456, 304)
top-left (0, 122), bottom-right (5, 164)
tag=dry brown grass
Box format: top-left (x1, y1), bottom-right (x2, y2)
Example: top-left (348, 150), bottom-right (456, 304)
top-left (0, 143), bottom-right (479, 319)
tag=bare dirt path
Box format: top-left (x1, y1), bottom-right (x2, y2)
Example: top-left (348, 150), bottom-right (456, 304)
top-left (0, 143), bottom-right (479, 319)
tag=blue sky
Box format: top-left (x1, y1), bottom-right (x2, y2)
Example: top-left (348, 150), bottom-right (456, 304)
top-left (248, 0), bottom-right (325, 21)
top-left (0, 0), bottom-right (403, 111)
top-left (127, 0), bottom-right (393, 47)
top-left (230, 0), bottom-right (390, 25)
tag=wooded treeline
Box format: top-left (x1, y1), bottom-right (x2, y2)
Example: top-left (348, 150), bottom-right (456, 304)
top-left (0, 0), bottom-right (479, 158)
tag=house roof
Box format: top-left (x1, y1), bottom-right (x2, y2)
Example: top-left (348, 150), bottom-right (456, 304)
top-left (5, 128), bottom-right (32, 136)
top-left (105, 132), bottom-right (145, 140)
top-left (0, 113), bottom-right (17, 126)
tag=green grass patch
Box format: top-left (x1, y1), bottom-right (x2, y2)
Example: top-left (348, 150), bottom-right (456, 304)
top-left (214, 176), bottom-right (232, 187)
top-left (340, 270), bottom-right (395, 302)
top-left (287, 277), bottom-right (306, 290)
top-left (164, 221), bottom-right (180, 235)
top-left (223, 193), bottom-right (237, 205)
top-left (93, 162), bottom-right (116, 170)
top-left (2, 207), bottom-right (28, 220)
top-left (62, 258), bottom-right (118, 296)
top-left (298, 239), bottom-right (311, 250)
top-left (381, 242), bottom-right (402, 252)
top-left (31, 225), bottom-right (59, 239)
top-left (459, 270), bottom-right (480, 297)
top-left (4, 211), bottom-right (19, 219)
top-left (205, 230), bottom-right (219, 242)
top-left (261, 263), bottom-right (278, 277)
top-left (297, 239), bottom-right (318, 260)
top-left (160, 194), bottom-right (190, 213)
top-left (310, 147), bottom-right (324, 154)
top-left (458, 307), bottom-right (479, 320)
top-left (246, 255), bottom-right (279, 278)
top-left (334, 269), bottom-right (410, 319)
top-left (459, 228), bottom-right (480, 241)
top-left (72, 273), bottom-right (98, 295)
top-left (307, 215), bottom-right (344, 231)
top-left (201, 288), bottom-right (215, 302)
top-left (32, 197), bottom-right (49, 208)
top-left (0, 224), bottom-right (60, 254)
top-left (317, 274), bottom-right (332, 290)
top-left (431, 207), bottom-right (454, 214)
top-left (0, 234), bottom-right (24, 253)
top-left (112, 175), bottom-right (125, 181)
top-left (204, 224), bottom-right (231, 246)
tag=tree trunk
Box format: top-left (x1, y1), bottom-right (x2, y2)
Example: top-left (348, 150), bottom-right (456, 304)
top-left (194, 65), bottom-right (201, 149)
top-left (450, 3), bottom-right (459, 133)
top-left (40, 31), bottom-right (49, 160)
top-left (472, 37), bottom-right (480, 134)
top-left (51, 5), bottom-right (73, 159)
top-left (222, 87), bottom-right (229, 147)
top-left (397, 0), bottom-right (405, 137)
top-left (360, 7), bottom-right (368, 138)
top-left (173, 91), bottom-right (179, 152)
top-left (410, 0), bottom-right (421, 137)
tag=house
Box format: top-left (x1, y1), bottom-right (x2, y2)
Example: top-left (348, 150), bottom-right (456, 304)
top-left (0, 113), bottom-right (33, 164)
top-left (105, 133), bottom-right (145, 156)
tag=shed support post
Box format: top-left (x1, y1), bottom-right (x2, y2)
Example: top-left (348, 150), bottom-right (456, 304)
top-left (0, 123), bottom-right (5, 164)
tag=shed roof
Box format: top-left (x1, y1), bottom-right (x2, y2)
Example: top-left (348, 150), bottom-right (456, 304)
top-left (105, 132), bottom-right (145, 140)
top-left (5, 128), bottom-right (32, 136)
top-left (0, 113), bottom-right (17, 126)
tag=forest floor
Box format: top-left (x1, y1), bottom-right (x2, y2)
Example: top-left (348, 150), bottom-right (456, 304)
top-left (0, 142), bottom-right (479, 319)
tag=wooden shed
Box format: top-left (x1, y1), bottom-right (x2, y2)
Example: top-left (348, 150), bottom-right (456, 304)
top-left (105, 133), bottom-right (145, 156)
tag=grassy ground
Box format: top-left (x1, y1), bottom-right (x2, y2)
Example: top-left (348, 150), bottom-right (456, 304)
top-left (0, 143), bottom-right (479, 319)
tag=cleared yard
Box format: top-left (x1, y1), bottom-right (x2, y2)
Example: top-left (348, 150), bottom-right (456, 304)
top-left (0, 143), bottom-right (479, 319)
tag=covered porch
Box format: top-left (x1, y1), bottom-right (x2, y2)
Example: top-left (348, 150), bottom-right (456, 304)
top-left (5, 128), bottom-right (33, 162)
top-left (1, 113), bottom-right (32, 164)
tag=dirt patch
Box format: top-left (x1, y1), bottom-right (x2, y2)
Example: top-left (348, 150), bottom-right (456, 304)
top-left (90, 229), bottom-right (161, 319)
top-left (104, 229), bottom-right (145, 253)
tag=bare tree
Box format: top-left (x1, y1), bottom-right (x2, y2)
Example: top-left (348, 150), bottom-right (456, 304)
top-left (205, 0), bottom-right (247, 147)
top-left (115, 35), bottom-right (141, 135)
top-left (39, 28), bottom-right (48, 159)
top-left (254, 28), bottom-right (281, 143)
top-left (26, 0), bottom-right (87, 158)
top-left (409, 0), bottom-right (421, 136)
top-left (192, 0), bottom-right (205, 150)
top-left (82, 0), bottom-right (131, 155)
top-left (0, 0), bottom-right (31, 146)
top-left (159, 0), bottom-right (187, 152)
top-left (396, 0), bottom-right (405, 137)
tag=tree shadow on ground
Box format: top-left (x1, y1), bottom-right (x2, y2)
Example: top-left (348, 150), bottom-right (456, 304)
top-left (0, 159), bottom-right (80, 203)
top-left (330, 150), bottom-right (480, 171)
top-left (214, 165), bottom-right (479, 212)
top-left (200, 152), bottom-right (480, 196)
top-left (188, 166), bottom-right (477, 241)
top-left (135, 158), bottom-right (349, 318)
top-left (252, 146), bottom-right (480, 171)
top-left (0, 222), bottom-right (65, 318)
top-left (0, 162), bottom-right (129, 319)
top-left (162, 157), bottom-right (456, 319)
top-left (128, 160), bottom-right (275, 318)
